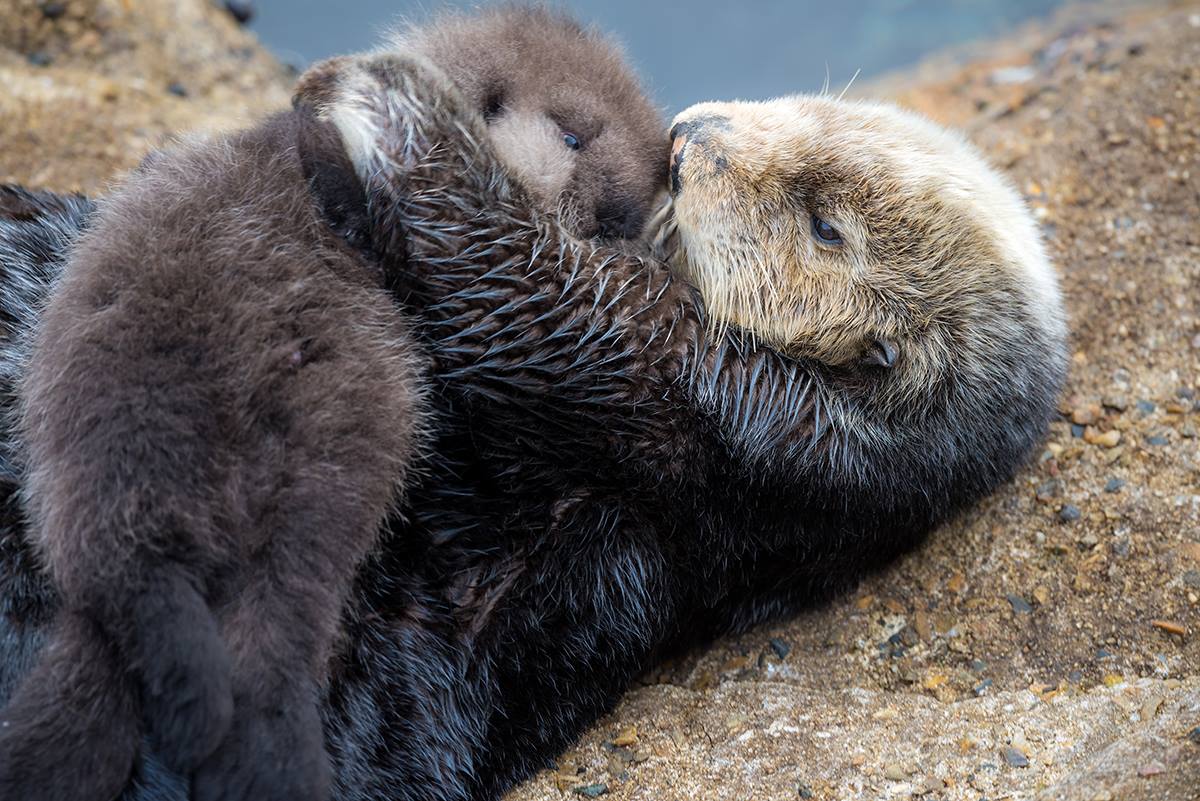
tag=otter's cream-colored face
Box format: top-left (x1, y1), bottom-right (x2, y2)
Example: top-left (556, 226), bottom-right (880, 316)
top-left (667, 96), bottom-right (1064, 380)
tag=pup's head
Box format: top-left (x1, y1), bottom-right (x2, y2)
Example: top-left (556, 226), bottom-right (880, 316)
top-left (393, 6), bottom-right (667, 240)
top-left (665, 96), bottom-right (1067, 394)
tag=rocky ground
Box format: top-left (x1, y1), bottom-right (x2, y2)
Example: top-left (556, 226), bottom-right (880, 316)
top-left (1, 2), bottom-right (1196, 800)
top-left (0, 0), bottom-right (289, 191)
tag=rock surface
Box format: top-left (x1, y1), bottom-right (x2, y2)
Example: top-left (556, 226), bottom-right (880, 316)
top-left (1, 2), bottom-right (1197, 800)
top-left (0, 0), bottom-right (290, 191)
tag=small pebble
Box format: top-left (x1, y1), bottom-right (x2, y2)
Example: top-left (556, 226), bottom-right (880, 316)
top-left (1006, 594), bottom-right (1033, 614)
top-left (1137, 760), bottom-right (1166, 777)
top-left (883, 763), bottom-right (907, 781)
top-left (573, 784), bottom-right (608, 798)
top-left (1036, 480), bottom-right (1061, 502)
top-left (768, 637), bottom-right (791, 660)
top-left (1135, 399), bottom-right (1156, 416)
top-left (1068, 669), bottom-right (1084, 684)
top-left (797, 784), bottom-right (814, 799)
top-left (1058, 504), bottom-right (1081, 523)
top-left (167, 82), bottom-right (189, 97)
top-left (1188, 725), bottom-right (1200, 745)
top-left (1002, 747), bottom-right (1030, 768)
top-left (610, 725), bottom-right (637, 748)
top-left (1085, 428), bottom-right (1121, 448)
top-left (223, 0), bottom-right (256, 24)
top-left (1102, 395), bottom-right (1129, 411)
top-left (973, 678), bottom-right (993, 696)
top-left (1104, 477), bottom-right (1126, 493)
top-left (1145, 434), bottom-right (1169, 446)
top-left (27, 51), bottom-right (53, 67)
top-left (969, 659), bottom-right (988, 672)
top-left (1071, 423), bottom-right (1085, 438)
top-left (40, 1), bottom-right (67, 19)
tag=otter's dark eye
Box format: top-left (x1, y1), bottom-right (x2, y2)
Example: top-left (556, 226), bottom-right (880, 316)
top-left (811, 214), bottom-right (843, 245)
top-left (562, 132), bottom-right (582, 151)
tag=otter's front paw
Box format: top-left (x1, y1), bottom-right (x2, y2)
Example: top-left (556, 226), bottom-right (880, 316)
top-left (192, 682), bottom-right (330, 801)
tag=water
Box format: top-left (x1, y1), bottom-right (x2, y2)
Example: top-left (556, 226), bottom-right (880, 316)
top-left (249, 0), bottom-right (1091, 113)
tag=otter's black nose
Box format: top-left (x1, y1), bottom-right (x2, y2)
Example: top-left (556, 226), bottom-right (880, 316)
top-left (670, 113), bottom-right (730, 195)
top-left (668, 113), bottom-right (730, 145)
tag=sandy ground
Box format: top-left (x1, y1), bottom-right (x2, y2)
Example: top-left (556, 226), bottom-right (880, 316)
top-left (0, 2), bottom-right (1196, 800)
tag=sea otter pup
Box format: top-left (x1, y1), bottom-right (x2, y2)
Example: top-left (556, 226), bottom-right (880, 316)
top-left (0, 9), bottom-right (666, 801)
top-left (0, 52), bottom-right (1065, 801)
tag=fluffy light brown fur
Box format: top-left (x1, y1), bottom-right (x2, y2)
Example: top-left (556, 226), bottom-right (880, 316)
top-left (662, 97), bottom-right (1066, 397)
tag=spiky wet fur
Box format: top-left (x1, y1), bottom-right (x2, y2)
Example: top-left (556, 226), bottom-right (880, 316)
top-left (0, 53), bottom-right (1065, 801)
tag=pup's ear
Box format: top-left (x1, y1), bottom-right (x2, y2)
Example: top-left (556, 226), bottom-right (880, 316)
top-left (293, 56), bottom-right (354, 117)
top-left (294, 100), bottom-right (372, 255)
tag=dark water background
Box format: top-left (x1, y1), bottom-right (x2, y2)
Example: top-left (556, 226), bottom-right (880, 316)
top-left (249, 0), bottom-right (1101, 113)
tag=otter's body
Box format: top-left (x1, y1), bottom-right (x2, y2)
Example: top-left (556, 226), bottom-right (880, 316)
top-left (0, 50), bottom-right (1065, 801)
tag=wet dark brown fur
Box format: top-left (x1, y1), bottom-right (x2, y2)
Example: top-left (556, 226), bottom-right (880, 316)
top-left (0, 9), bottom-right (666, 801)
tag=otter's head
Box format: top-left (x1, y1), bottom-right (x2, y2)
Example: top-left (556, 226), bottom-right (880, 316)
top-left (666, 96), bottom-right (1067, 396)
top-left (393, 6), bottom-right (667, 240)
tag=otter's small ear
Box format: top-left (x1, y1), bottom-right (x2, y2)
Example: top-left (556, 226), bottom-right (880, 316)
top-left (861, 338), bottom-right (898, 370)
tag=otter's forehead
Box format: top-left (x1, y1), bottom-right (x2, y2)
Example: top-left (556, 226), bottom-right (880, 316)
top-left (675, 97), bottom-right (974, 192)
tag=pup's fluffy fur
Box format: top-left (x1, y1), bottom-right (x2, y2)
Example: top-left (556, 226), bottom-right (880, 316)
top-left (8, 109), bottom-right (427, 801)
top-left (398, 6), bottom-right (666, 239)
top-left (0, 8), bottom-right (666, 801)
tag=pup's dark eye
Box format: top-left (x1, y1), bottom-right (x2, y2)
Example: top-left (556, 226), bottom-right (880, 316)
top-left (811, 214), bottom-right (843, 245)
top-left (483, 92), bottom-right (504, 122)
top-left (562, 132), bottom-right (582, 151)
